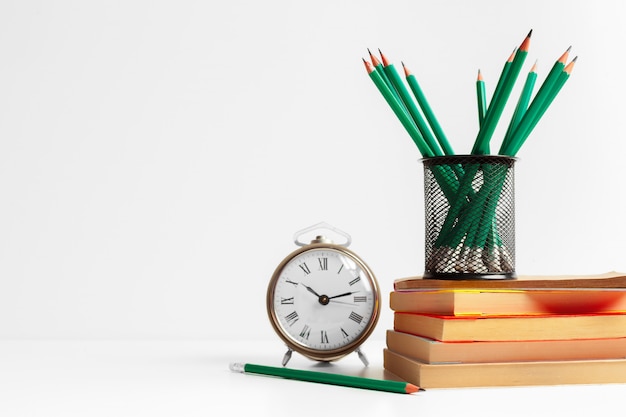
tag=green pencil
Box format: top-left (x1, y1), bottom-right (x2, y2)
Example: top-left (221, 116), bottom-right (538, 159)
top-left (403, 62), bottom-right (454, 155)
top-left (472, 30), bottom-right (532, 155)
top-left (363, 58), bottom-right (434, 157)
top-left (378, 51), bottom-right (443, 156)
top-left (230, 362), bottom-right (421, 394)
top-left (364, 58), bottom-right (460, 199)
top-left (500, 61), bottom-right (538, 153)
top-left (476, 69), bottom-right (487, 127)
top-left (470, 49), bottom-right (514, 153)
top-left (507, 57), bottom-right (577, 156)
top-left (501, 48), bottom-right (572, 156)
top-left (482, 48), bottom-right (514, 126)
top-left (368, 49), bottom-right (400, 103)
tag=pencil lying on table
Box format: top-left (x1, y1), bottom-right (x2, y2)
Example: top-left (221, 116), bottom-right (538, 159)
top-left (229, 362), bottom-right (422, 394)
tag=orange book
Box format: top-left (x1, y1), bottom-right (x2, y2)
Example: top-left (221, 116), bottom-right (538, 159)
top-left (393, 312), bottom-right (626, 342)
top-left (386, 330), bottom-right (626, 364)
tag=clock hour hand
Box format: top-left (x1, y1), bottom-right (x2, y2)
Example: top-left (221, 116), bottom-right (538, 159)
top-left (301, 284), bottom-right (334, 306)
top-left (302, 284), bottom-right (321, 297)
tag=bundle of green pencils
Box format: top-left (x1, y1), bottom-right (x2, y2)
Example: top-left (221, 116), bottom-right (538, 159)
top-left (363, 30), bottom-right (576, 158)
top-left (363, 30), bottom-right (577, 275)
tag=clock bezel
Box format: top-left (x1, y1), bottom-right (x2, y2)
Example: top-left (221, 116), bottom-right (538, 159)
top-left (266, 242), bottom-right (381, 362)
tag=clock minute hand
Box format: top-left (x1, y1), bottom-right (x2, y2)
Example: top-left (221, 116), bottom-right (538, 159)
top-left (328, 291), bottom-right (358, 300)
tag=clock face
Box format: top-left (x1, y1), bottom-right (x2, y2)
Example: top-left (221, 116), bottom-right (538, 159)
top-left (267, 246), bottom-right (380, 359)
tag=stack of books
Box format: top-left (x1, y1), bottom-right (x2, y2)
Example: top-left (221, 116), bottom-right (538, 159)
top-left (383, 272), bottom-right (626, 388)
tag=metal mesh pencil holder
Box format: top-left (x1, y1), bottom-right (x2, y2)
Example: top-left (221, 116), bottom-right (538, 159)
top-left (422, 155), bottom-right (516, 280)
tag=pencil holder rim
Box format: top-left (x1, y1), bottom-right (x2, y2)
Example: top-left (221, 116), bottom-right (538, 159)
top-left (419, 154), bottom-right (518, 165)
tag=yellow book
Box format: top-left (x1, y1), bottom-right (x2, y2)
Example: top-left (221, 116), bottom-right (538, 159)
top-left (393, 271), bottom-right (626, 291)
top-left (390, 288), bottom-right (626, 316)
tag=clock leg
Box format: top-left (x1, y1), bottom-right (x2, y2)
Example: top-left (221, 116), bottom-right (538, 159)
top-left (281, 347), bottom-right (293, 366)
top-left (356, 348), bottom-right (369, 367)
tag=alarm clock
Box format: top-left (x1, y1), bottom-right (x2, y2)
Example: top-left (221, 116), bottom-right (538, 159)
top-left (266, 223), bottom-right (381, 366)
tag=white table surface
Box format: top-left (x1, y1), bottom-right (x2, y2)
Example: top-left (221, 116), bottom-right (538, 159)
top-left (0, 338), bottom-right (623, 417)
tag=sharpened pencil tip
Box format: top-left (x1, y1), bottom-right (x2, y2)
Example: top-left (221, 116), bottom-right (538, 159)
top-left (378, 48), bottom-right (391, 66)
top-left (367, 48), bottom-right (380, 63)
top-left (519, 31), bottom-right (532, 51)
top-left (564, 56), bottom-right (577, 74)
top-left (558, 47), bottom-right (571, 64)
top-left (507, 48), bottom-right (516, 62)
top-left (405, 383), bottom-right (421, 394)
top-left (369, 50), bottom-right (381, 67)
top-left (402, 62), bottom-right (411, 77)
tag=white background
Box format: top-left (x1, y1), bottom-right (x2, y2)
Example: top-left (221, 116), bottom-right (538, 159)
top-left (1, 0), bottom-right (625, 342)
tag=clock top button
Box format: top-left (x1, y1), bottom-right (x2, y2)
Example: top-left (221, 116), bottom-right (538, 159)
top-left (310, 235), bottom-right (334, 244)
